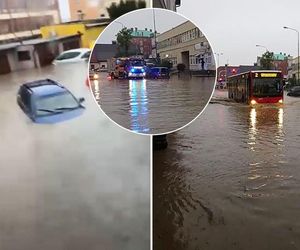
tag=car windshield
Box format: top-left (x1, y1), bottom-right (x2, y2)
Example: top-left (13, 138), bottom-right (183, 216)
top-left (56, 52), bottom-right (81, 60)
top-left (151, 68), bottom-right (159, 73)
top-left (161, 68), bottom-right (168, 73)
top-left (35, 92), bottom-right (79, 115)
top-left (253, 78), bottom-right (283, 97)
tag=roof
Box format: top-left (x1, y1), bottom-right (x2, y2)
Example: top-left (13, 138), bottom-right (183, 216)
top-left (24, 79), bottom-right (66, 96)
top-left (0, 42), bottom-right (20, 51)
top-left (31, 85), bottom-right (66, 96)
top-left (22, 35), bottom-right (82, 45)
top-left (273, 53), bottom-right (288, 60)
top-left (90, 43), bottom-right (117, 62)
top-left (130, 29), bottom-right (154, 38)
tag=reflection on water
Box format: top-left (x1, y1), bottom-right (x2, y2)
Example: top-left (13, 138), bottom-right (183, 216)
top-left (129, 79), bottom-right (149, 133)
top-left (92, 73), bottom-right (215, 134)
top-left (154, 98), bottom-right (300, 250)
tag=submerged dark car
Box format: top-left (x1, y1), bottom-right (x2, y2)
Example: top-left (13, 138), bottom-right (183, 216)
top-left (17, 79), bottom-right (85, 123)
top-left (287, 86), bottom-right (300, 97)
top-left (147, 67), bottom-right (170, 79)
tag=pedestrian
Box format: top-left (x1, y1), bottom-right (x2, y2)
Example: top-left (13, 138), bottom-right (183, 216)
top-left (201, 58), bottom-right (205, 70)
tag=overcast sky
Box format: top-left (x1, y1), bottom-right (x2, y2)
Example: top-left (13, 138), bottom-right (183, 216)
top-left (97, 8), bottom-right (187, 44)
top-left (178, 0), bottom-right (300, 66)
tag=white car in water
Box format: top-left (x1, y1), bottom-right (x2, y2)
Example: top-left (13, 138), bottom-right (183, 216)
top-left (52, 48), bottom-right (91, 65)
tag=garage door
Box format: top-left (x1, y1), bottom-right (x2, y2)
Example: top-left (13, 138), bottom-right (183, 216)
top-left (0, 54), bottom-right (11, 74)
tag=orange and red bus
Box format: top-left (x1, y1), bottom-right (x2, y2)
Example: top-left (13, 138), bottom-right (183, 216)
top-left (227, 70), bottom-right (284, 105)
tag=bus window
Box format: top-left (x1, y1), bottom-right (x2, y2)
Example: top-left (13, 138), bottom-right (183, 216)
top-left (253, 78), bottom-right (282, 97)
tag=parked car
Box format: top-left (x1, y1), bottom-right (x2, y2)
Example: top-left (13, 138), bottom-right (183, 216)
top-left (52, 48), bottom-right (91, 65)
top-left (287, 86), bottom-right (300, 97)
top-left (17, 79), bottom-right (85, 123)
top-left (147, 67), bottom-right (170, 79)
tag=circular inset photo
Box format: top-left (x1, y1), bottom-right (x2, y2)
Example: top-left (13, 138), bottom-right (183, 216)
top-left (89, 8), bottom-right (216, 135)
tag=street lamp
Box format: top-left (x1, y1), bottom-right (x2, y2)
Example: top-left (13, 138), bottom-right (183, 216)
top-left (114, 21), bottom-right (125, 29)
top-left (214, 52), bottom-right (223, 67)
top-left (283, 26), bottom-right (300, 84)
top-left (256, 44), bottom-right (269, 52)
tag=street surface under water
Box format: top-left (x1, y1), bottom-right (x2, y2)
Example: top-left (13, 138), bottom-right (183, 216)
top-left (154, 89), bottom-right (300, 250)
top-left (91, 72), bottom-right (215, 134)
top-left (0, 63), bottom-right (150, 250)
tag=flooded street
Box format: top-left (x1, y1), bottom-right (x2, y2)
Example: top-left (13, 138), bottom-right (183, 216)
top-left (91, 73), bottom-right (215, 134)
top-left (0, 63), bottom-right (150, 250)
top-left (154, 90), bottom-right (300, 250)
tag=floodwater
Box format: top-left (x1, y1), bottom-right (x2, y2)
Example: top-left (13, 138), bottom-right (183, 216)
top-left (154, 89), bottom-right (300, 250)
top-left (0, 63), bottom-right (150, 250)
top-left (90, 72), bottom-right (215, 134)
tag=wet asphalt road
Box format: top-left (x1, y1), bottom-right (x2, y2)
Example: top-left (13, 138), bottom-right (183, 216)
top-left (90, 72), bottom-right (215, 135)
top-left (154, 89), bottom-right (300, 250)
top-left (0, 63), bottom-right (150, 250)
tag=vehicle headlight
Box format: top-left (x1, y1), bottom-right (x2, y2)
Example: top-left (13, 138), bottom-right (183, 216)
top-left (94, 73), bottom-right (99, 79)
top-left (250, 99), bottom-right (257, 105)
top-left (278, 99), bottom-right (283, 103)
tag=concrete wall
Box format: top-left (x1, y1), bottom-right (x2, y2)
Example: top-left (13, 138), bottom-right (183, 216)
top-left (157, 21), bottom-right (215, 71)
top-left (16, 45), bottom-right (35, 70)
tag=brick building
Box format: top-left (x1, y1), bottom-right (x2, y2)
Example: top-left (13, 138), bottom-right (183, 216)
top-left (129, 28), bottom-right (154, 58)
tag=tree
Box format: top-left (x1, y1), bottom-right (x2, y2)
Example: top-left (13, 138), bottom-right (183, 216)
top-left (107, 0), bottom-right (146, 20)
top-left (260, 51), bottom-right (274, 70)
top-left (116, 27), bottom-right (132, 57)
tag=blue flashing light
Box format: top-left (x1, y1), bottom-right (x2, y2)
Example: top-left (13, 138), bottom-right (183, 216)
top-left (130, 68), bottom-right (135, 73)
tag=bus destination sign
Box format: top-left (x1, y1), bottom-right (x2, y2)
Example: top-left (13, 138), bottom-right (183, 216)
top-left (255, 73), bottom-right (279, 78)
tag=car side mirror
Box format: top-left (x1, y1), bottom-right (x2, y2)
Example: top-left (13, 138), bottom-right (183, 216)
top-left (79, 97), bottom-right (85, 103)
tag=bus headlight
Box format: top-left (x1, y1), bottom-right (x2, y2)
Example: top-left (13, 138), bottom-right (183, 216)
top-left (278, 99), bottom-right (283, 104)
top-left (250, 99), bottom-right (257, 105)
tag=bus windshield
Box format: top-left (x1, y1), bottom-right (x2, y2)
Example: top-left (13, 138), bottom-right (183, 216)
top-left (253, 78), bottom-right (282, 97)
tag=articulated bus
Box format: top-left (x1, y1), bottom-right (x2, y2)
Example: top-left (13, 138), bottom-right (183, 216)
top-left (227, 70), bottom-right (284, 105)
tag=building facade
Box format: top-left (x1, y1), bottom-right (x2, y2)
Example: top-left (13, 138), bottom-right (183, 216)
top-left (156, 21), bottom-right (215, 73)
top-left (288, 56), bottom-right (300, 81)
top-left (0, 0), bottom-right (60, 44)
top-left (130, 28), bottom-right (154, 58)
top-left (257, 52), bottom-right (291, 79)
top-left (67, 0), bottom-right (150, 21)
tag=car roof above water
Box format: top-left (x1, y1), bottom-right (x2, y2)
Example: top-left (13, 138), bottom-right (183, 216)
top-left (23, 79), bottom-right (67, 96)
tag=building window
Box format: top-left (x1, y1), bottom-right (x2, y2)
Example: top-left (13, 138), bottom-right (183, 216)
top-left (18, 51), bottom-right (31, 61)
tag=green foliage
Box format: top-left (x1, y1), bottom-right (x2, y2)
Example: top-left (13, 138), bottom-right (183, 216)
top-left (260, 51), bottom-right (274, 70)
top-left (116, 27), bottom-right (133, 57)
top-left (107, 0), bottom-right (146, 20)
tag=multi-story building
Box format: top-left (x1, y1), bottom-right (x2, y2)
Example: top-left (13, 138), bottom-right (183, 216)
top-left (257, 52), bottom-right (291, 79)
top-left (152, 0), bottom-right (181, 11)
top-left (130, 28), bottom-right (154, 58)
top-left (156, 20), bottom-right (215, 73)
top-left (68, 0), bottom-right (150, 21)
top-left (0, 0), bottom-right (60, 44)
top-left (288, 56), bottom-right (300, 81)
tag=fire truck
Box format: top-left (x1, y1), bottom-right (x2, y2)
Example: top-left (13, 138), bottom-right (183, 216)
top-left (108, 56), bottom-right (146, 79)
